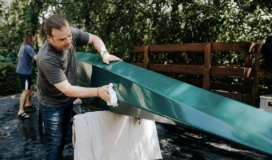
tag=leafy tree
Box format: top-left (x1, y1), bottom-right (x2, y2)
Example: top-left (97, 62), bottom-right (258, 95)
top-left (0, 0), bottom-right (271, 95)
top-left (1, 0), bottom-right (271, 59)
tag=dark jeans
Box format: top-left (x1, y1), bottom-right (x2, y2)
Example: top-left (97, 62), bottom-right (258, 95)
top-left (39, 102), bottom-right (73, 160)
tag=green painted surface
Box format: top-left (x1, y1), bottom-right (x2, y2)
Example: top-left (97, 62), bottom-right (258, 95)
top-left (77, 52), bottom-right (272, 155)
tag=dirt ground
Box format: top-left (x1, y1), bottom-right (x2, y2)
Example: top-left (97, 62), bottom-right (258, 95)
top-left (156, 123), bottom-right (271, 160)
top-left (0, 93), bottom-right (271, 160)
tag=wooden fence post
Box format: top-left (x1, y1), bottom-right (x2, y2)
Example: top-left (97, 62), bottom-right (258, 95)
top-left (203, 43), bottom-right (211, 90)
top-left (243, 47), bottom-right (252, 104)
top-left (157, 53), bottom-right (162, 63)
top-left (143, 45), bottom-right (149, 69)
top-left (137, 53), bottom-right (143, 63)
top-left (252, 43), bottom-right (262, 106)
top-left (183, 53), bottom-right (189, 83)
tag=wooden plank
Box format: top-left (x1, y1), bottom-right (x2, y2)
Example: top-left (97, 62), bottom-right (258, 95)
top-left (157, 53), bottom-right (162, 63)
top-left (210, 66), bottom-right (252, 77)
top-left (243, 93), bottom-right (252, 105)
top-left (212, 42), bottom-right (252, 52)
top-left (252, 44), bottom-right (262, 106)
top-left (137, 53), bottom-right (143, 63)
top-left (181, 78), bottom-right (202, 87)
top-left (211, 90), bottom-right (243, 101)
top-left (132, 42), bottom-right (255, 54)
top-left (148, 43), bottom-right (206, 52)
top-left (246, 68), bottom-right (253, 77)
top-left (184, 53), bottom-right (189, 63)
top-left (180, 78), bottom-right (270, 94)
top-left (248, 43), bottom-right (259, 53)
top-left (244, 52), bottom-right (252, 66)
top-left (132, 46), bottom-right (145, 52)
top-left (259, 69), bottom-right (272, 77)
top-left (210, 82), bottom-right (247, 93)
top-left (258, 90), bottom-right (272, 95)
top-left (203, 43), bottom-right (211, 90)
top-left (131, 62), bottom-right (144, 68)
top-left (148, 64), bottom-right (204, 74)
top-left (131, 63), bottom-right (204, 74)
top-left (243, 52), bottom-right (252, 87)
top-left (143, 45), bottom-right (149, 68)
top-left (209, 66), bottom-right (268, 78)
top-left (183, 53), bottom-right (189, 82)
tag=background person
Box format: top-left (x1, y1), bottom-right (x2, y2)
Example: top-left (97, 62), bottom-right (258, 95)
top-left (37, 14), bottom-right (121, 160)
top-left (16, 29), bottom-right (38, 119)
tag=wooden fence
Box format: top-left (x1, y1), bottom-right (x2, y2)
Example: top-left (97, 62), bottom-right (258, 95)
top-left (130, 42), bottom-right (272, 107)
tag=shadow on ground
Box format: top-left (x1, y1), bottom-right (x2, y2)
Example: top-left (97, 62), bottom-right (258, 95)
top-left (0, 93), bottom-right (73, 160)
top-left (0, 92), bottom-right (271, 160)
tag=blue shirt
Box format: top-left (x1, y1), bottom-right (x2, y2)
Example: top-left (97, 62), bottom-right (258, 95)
top-left (16, 44), bottom-right (36, 75)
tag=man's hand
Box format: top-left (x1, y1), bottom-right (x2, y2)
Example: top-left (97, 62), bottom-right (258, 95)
top-left (102, 54), bottom-right (122, 64)
top-left (97, 85), bottom-right (111, 102)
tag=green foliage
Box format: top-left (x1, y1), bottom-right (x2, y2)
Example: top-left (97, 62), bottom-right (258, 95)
top-left (1, 0), bottom-right (271, 59)
top-left (0, 62), bottom-right (21, 96)
top-left (0, 0), bottom-right (271, 95)
top-left (53, 0), bottom-right (271, 62)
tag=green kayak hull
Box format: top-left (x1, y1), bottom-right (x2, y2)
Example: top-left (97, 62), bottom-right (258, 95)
top-left (77, 52), bottom-right (272, 155)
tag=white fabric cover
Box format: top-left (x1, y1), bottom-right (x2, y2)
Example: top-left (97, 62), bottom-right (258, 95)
top-left (73, 111), bottom-right (162, 160)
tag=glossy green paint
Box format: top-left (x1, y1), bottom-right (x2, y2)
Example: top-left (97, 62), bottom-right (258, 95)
top-left (77, 52), bottom-right (272, 155)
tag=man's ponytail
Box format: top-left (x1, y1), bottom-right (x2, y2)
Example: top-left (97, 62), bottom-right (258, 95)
top-left (40, 19), bottom-right (47, 38)
top-left (39, 14), bottom-right (68, 39)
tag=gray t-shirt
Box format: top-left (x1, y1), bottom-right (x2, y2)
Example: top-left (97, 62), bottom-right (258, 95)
top-left (16, 44), bottom-right (36, 75)
top-left (37, 27), bottom-right (89, 107)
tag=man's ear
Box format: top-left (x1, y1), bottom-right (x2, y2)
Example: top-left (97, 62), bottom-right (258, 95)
top-left (47, 35), bottom-right (54, 43)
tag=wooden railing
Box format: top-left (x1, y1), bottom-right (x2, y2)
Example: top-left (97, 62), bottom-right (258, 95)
top-left (130, 42), bottom-right (272, 107)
